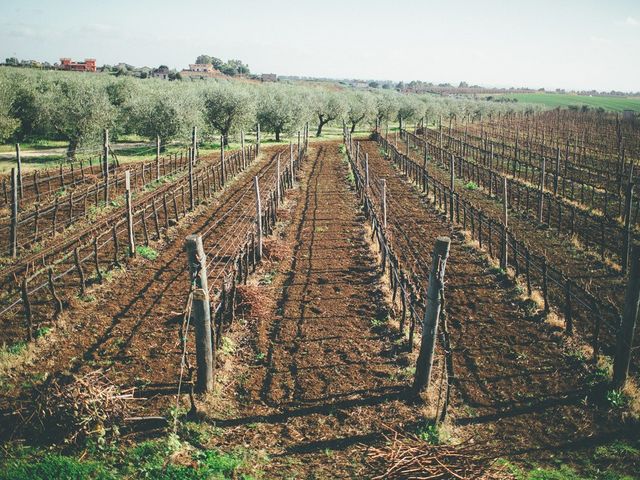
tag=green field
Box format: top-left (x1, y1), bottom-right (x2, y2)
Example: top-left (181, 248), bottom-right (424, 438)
top-left (498, 93), bottom-right (640, 112)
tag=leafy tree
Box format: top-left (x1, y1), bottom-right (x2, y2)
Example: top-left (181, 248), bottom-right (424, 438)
top-left (374, 91), bottom-right (399, 126)
top-left (368, 81), bottom-right (379, 88)
top-left (5, 57), bottom-right (19, 67)
top-left (0, 80), bottom-right (19, 142)
top-left (195, 55), bottom-right (213, 65)
top-left (256, 85), bottom-right (306, 142)
top-left (312, 91), bottom-right (345, 136)
top-left (346, 92), bottom-right (374, 133)
top-left (396, 95), bottom-right (422, 129)
top-left (202, 84), bottom-right (255, 145)
top-left (37, 78), bottom-right (115, 157)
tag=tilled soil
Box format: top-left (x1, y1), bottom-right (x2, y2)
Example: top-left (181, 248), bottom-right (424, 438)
top-left (0, 145), bottom-right (286, 436)
top-left (204, 142), bottom-right (420, 478)
top-left (360, 140), bottom-right (623, 457)
top-left (400, 138), bottom-right (627, 346)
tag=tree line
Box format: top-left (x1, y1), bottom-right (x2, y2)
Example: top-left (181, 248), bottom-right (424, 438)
top-left (0, 67), bottom-right (543, 157)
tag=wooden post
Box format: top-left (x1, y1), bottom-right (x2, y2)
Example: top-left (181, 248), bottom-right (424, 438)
top-left (538, 156), bottom-right (545, 223)
top-left (553, 147), bottom-right (560, 195)
top-left (188, 147), bottom-right (195, 210)
top-left (256, 123), bottom-right (261, 155)
top-left (254, 176), bottom-right (263, 260)
top-left (185, 234), bottom-right (214, 392)
top-left (125, 171), bottom-right (135, 257)
top-left (276, 154), bottom-right (281, 204)
top-left (365, 153), bottom-right (369, 190)
top-left (241, 131), bottom-right (246, 168)
top-left (613, 244), bottom-right (640, 388)
top-left (501, 177), bottom-right (508, 269)
top-left (191, 126), bottom-right (197, 164)
top-left (220, 136), bottom-right (226, 186)
top-left (382, 179), bottom-right (387, 229)
top-left (10, 168), bottom-right (18, 258)
top-left (103, 129), bottom-right (110, 203)
top-left (74, 246), bottom-right (86, 296)
top-left (156, 135), bottom-right (161, 179)
top-left (449, 154), bottom-right (455, 222)
top-left (298, 131), bottom-right (301, 160)
top-left (622, 183), bottom-right (634, 274)
top-left (21, 277), bottom-right (33, 342)
top-left (413, 237), bottom-right (451, 393)
top-left (16, 144), bottom-right (23, 199)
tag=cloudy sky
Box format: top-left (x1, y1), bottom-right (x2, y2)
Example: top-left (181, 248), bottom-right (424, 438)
top-left (1, 0), bottom-right (638, 92)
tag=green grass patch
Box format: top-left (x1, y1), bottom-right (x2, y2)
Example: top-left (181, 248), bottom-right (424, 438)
top-left (135, 245), bottom-right (159, 261)
top-left (464, 181), bottom-right (479, 190)
top-left (491, 93), bottom-right (640, 113)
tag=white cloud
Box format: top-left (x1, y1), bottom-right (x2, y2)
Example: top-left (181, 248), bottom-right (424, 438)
top-left (625, 16), bottom-right (639, 27)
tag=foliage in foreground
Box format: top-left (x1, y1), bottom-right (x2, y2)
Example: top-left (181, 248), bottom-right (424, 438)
top-left (0, 434), bottom-right (260, 480)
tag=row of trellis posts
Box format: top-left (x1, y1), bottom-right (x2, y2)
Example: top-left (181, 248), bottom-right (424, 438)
top-left (374, 119), bottom-right (639, 390)
top-left (184, 125), bottom-right (310, 393)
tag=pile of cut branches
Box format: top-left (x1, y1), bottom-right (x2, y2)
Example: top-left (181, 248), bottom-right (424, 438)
top-left (364, 429), bottom-right (515, 480)
top-left (24, 370), bottom-right (135, 444)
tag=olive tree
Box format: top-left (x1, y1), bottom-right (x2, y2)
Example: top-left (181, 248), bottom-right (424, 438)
top-left (202, 83), bottom-right (255, 145)
top-left (374, 91), bottom-right (399, 127)
top-left (346, 91), bottom-right (374, 133)
top-left (256, 85), bottom-right (307, 142)
top-left (396, 95), bottom-right (423, 130)
top-left (312, 91), bottom-right (345, 136)
top-left (37, 77), bottom-right (115, 158)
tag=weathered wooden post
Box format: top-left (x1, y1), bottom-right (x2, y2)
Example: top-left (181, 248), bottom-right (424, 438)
top-left (365, 153), bottom-right (370, 190)
top-left (382, 179), bottom-right (387, 229)
top-left (276, 153), bottom-right (281, 205)
top-left (298, 131), bottom-right (301, 160)
top-left (125, 171), bottom-right (135, 257)
top-left (103, 129), bottom-right (109, 203)
top-left (413, 237), bottom-right (451, 394)
top-left (220, 136), bottom-right (226, 186)
top-left (553, 147), bottom-right (560, 195)
top-left (501, 176), bottom-right (508, 269)
top-left (614, 244), bottom-right (640, 389)
top-left (191, 126), bottom-right (197, 164)
top-left (185, 234), bottom-right (214, 392)
top-left (156, 135), bottom-right (161, 179)
top-left (254, 176), bottom-right (263, 260)
top-left (449, 154), bottom-right (455, 222)
top-left (538, 156), bottom-right (546, 223)
top-left (188, 147), bottom-right (195, 210)
top-left (16, 144), bottom-right (23, 199)
top-left (10, 168), bottom-right (18, 258)
top-left (256, 123), bottom-right (261, 155)
top-left (622, 183), bottom-right (635, 274)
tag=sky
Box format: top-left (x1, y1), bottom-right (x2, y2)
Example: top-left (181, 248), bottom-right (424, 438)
top-left (1, 0), bottom-right (639, 92)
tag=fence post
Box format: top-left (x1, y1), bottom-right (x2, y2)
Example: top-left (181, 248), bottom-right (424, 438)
top-left (156, 135), bottom-right (161, 179)
top-left (622, 183), bottom-right (634, 274)
top-left (192, 126), bottom-right (197, 164)
top-left (254, 176), bottom-right (263, 260)
top-left (256, 123), bottom-right (261, 155)
top-left (220, 136), bottom-right (226, 186)
top-left (538, 156), bottom-right (546, 223)
top-left (185, 234), bottom-right (214, 392)
top-left (10, 168), bottom-right (18, 258)
top-left (613, 244), bottom-right (640, 389)
top-left (188, 147), bottom-right (195, 210)
top-left (449, 154), bottom-right (455, 222)
top-left (365, 153), bottom-right (369, 190)
top-left (413, 237), bottom-right (451, 394)
top-left (16, 144), bottom-right (23, 199)
top-left (501, 176), bottom-right (508, 269)
top-left (382, 179), bottom-right (387, 229)
top-left (103, 129), bottom-right (109, 203)
top-left (125, 171), bottom-right (135, 256)
top-left (276, 154), bottom-right (281, 204)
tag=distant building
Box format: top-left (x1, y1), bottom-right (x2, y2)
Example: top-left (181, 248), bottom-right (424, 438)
top-left (151, 66), bottom-right (170, 80)
top-left (261, 73), bottom-right (277, 82)
top-left (188, 63), bottom-right (215, 73)
top-left (59, 58), bottom-right (96, 72)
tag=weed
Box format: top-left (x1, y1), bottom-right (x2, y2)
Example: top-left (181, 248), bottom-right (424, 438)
top-left (255, 352), bottom-right (265, 362)
top-left (0, 453), bottom-right (115, 480)
top-left (221, 337), bottom-right (236, 356)
top-left (370, 317), bottom-right (388, 328)
top-left (136, 245), bottom-right (159, 260)
top-left (606, 389), bottom-right (628, 409)
top-left (465, 181), bottom-right (479, 190)
top-left (338, 144), bottom-right (346, 154)
top-left (260, 270), bottom-right (277, 285)
top-left (78, 294), bottom-right (96, 302)
top-left (35, 327), bottom-right (51, 339)
top-left (415, 422), bottom-right (442, 445)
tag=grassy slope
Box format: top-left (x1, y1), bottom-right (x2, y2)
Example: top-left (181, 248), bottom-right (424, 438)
top-left (498, 93), bottom-right (640, 112)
